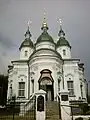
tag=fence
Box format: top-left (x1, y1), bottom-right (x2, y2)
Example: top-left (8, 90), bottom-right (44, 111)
top-left (0, 96), bottom-right (36, 120)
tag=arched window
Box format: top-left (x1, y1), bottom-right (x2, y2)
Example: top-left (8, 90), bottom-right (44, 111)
top-left (32, 80), bottom-right (34, 93)
top-left (25, 51), bottom-right (28, 56)
top-left (63, 49), bottom-right (66, 55)
top-left (58, 79), bottom-right (60, 92)
top-left (18, 82), bottom-right (25, 97)
top-left (67, 81), bottom-right (74, 96)
top-left (80, 83), bottom-right (83, 98)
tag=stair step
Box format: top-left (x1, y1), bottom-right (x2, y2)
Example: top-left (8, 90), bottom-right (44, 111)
top-left (46, 101), bottom-right (60, 120)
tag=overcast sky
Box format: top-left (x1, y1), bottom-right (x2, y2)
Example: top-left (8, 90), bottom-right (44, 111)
top-left (0, 0), bottom-right (90, 83)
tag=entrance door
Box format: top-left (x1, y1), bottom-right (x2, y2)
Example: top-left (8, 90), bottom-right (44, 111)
top-left (46, 85), bottom-right (53, 101)
top-left (47, 88), bottom-right (52, 101)
top-left (40, 84), bottom-right (54, 101)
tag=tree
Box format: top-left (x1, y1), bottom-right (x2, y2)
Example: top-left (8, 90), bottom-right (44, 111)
top-left (0, 74), bottom-right (8, 106)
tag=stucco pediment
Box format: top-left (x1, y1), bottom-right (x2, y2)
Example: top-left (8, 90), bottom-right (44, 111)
top-left (36, 89), bottom-right (46, 94)
top-left (18, 74), bottom-right (27, 78)
top-left (65, 73), bottom-right (74, 77)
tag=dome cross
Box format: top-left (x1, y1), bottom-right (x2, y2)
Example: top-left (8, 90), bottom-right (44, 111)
top-left (25, 20), bottom-right (32, 38)
top-left (58, 18), bottom-right (65, 37)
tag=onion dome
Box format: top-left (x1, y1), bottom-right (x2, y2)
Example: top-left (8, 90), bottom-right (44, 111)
top-left (56, 19), bottom-right (71, 48)
top-left (19, 24), bottom-right (34, 50)
top-left (36, 17), bottom-right (55, 44)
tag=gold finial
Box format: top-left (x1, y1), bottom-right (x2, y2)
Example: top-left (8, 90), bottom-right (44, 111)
top-left (41, 8), bottom-right (48, 31)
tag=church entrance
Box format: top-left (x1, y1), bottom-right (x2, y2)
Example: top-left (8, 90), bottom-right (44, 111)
top-left (46, 85), bottom-right (53, 101)
top-left (38, 69), bottom-right (54, 101)
top-left (39, 84), bottom-right (54, 101)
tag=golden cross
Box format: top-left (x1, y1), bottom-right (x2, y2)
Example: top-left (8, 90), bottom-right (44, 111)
top-left (27, 20), bottom-right (32, 27)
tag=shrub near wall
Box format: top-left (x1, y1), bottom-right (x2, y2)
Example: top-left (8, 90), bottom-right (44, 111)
top-left (75, 117), bottom-right (83, 120)
top-left (79, 103), bottom-right (89, 115)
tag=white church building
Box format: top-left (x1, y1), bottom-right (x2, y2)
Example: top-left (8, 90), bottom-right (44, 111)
top-left (7, 18), bottom-right (87, 103)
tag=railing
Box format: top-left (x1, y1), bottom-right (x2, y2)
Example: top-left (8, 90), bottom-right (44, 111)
top-left (0, 94), bottom-right (36, 120)
top-left (19, 93), bottom-right (36, 117)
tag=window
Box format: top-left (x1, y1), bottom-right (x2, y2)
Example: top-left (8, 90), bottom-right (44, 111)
top-left (25, 51), bottom-right (28, 56)
top-left (58, 79), bottom-right (60, 92)
top-left (32, 80), bottom-right (34, 93)
top-left (18, 82), bottom-right (25, 97)
top-left (80, 83), bottom-right (83, 98)
top-left (63, 49), bottom-right (66, 55)
top-left (67, 81), bottom-right (74, 96)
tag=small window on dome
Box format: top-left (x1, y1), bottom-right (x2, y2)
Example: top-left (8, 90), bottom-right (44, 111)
top-left (63, 49), bottom-right (66, 55)
top-left (25, 51), bottom-right (28, 56)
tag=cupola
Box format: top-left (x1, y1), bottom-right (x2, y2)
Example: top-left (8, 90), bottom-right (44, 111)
top-left (19, 22), bottom-right (34, 60)
top-left (56, 19), bottom-right (71, 59)
top-left (35, 14), bottom-right (55, 50)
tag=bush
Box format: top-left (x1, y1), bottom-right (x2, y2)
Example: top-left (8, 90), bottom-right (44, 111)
top-left (85, 110), bottom-right (90, 115)
top-left (75, 117), bottom-right (83, 120)
top-left (79, 103), bottom-right (89, 115)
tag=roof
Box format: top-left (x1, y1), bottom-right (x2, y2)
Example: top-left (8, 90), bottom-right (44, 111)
top-left (56, 37), bottom-right (71, 48)
top-left (36, 31), bottom-right (55, 44)
top-left (29, 48), bottom-right (62, 60)
top-left (19, 38), bottom-right (34, 50)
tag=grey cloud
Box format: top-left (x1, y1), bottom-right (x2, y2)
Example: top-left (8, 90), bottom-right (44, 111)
top-left (0, 32), bottom-right (16, 50)
top-left (0, 0), bottom-right (90, 84)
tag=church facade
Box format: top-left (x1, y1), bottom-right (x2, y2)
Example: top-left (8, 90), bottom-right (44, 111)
top-left (7, 19), bottom-right (87, 103)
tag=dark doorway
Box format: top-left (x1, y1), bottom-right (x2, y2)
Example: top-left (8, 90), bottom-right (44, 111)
top-left (46, 85), bottom-right (54, 101)
top-left (38, 69), bottom-right (54, 101)
top-left (40, 84), bottom-right (54, 101)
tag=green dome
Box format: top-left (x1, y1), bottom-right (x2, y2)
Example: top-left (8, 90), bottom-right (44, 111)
top-left (19, 38), bottom-right (34, 50)
top-left (56, 37), bottom-right (71, 48)
top-left (36, 31), bottom-right (55, 44)
top-left (36, 18), bottom-right (55, 44)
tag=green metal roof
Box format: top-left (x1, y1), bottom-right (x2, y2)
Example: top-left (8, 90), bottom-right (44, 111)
top-left (56, 37), bottom-right (71, 48)
top-left (19, 38), bottom-right (34, 50)
top-left (36, 31), bottom-right (55, 44)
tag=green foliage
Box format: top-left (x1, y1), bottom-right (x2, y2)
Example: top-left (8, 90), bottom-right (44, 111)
top-left (85, 110), bottom-right (90, 115)
top-left (75, 117), bottom-right (83, 120)
top-left (0, 74), bottom-right (8, 105)
top-left (79, 103), bottom-right (89, 115)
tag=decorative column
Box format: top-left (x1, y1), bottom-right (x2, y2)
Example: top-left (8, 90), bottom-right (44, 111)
top-left (36, 89), bottom-right (46, 120)
top-left (58, 89), bottom-right (71, 120)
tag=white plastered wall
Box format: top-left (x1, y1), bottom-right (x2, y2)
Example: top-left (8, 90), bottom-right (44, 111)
top-left (20, 47), bottom-right (34, 60)
top-left (56, 46), bottom-right (71, 59)
top-left (29, 55), bottom-right (63, 101)
top-left (36, 42), bottom-right (55, 51)
top-left (63, 61), bottom-right (82, 101)
top-left (8, 63), bottom-right (29, 100)
top-left (79, 70), bottom-right (87, 100)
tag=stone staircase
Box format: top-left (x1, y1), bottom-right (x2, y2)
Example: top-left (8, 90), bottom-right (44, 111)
top-left (46, 101), bottom-right (60, 120)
